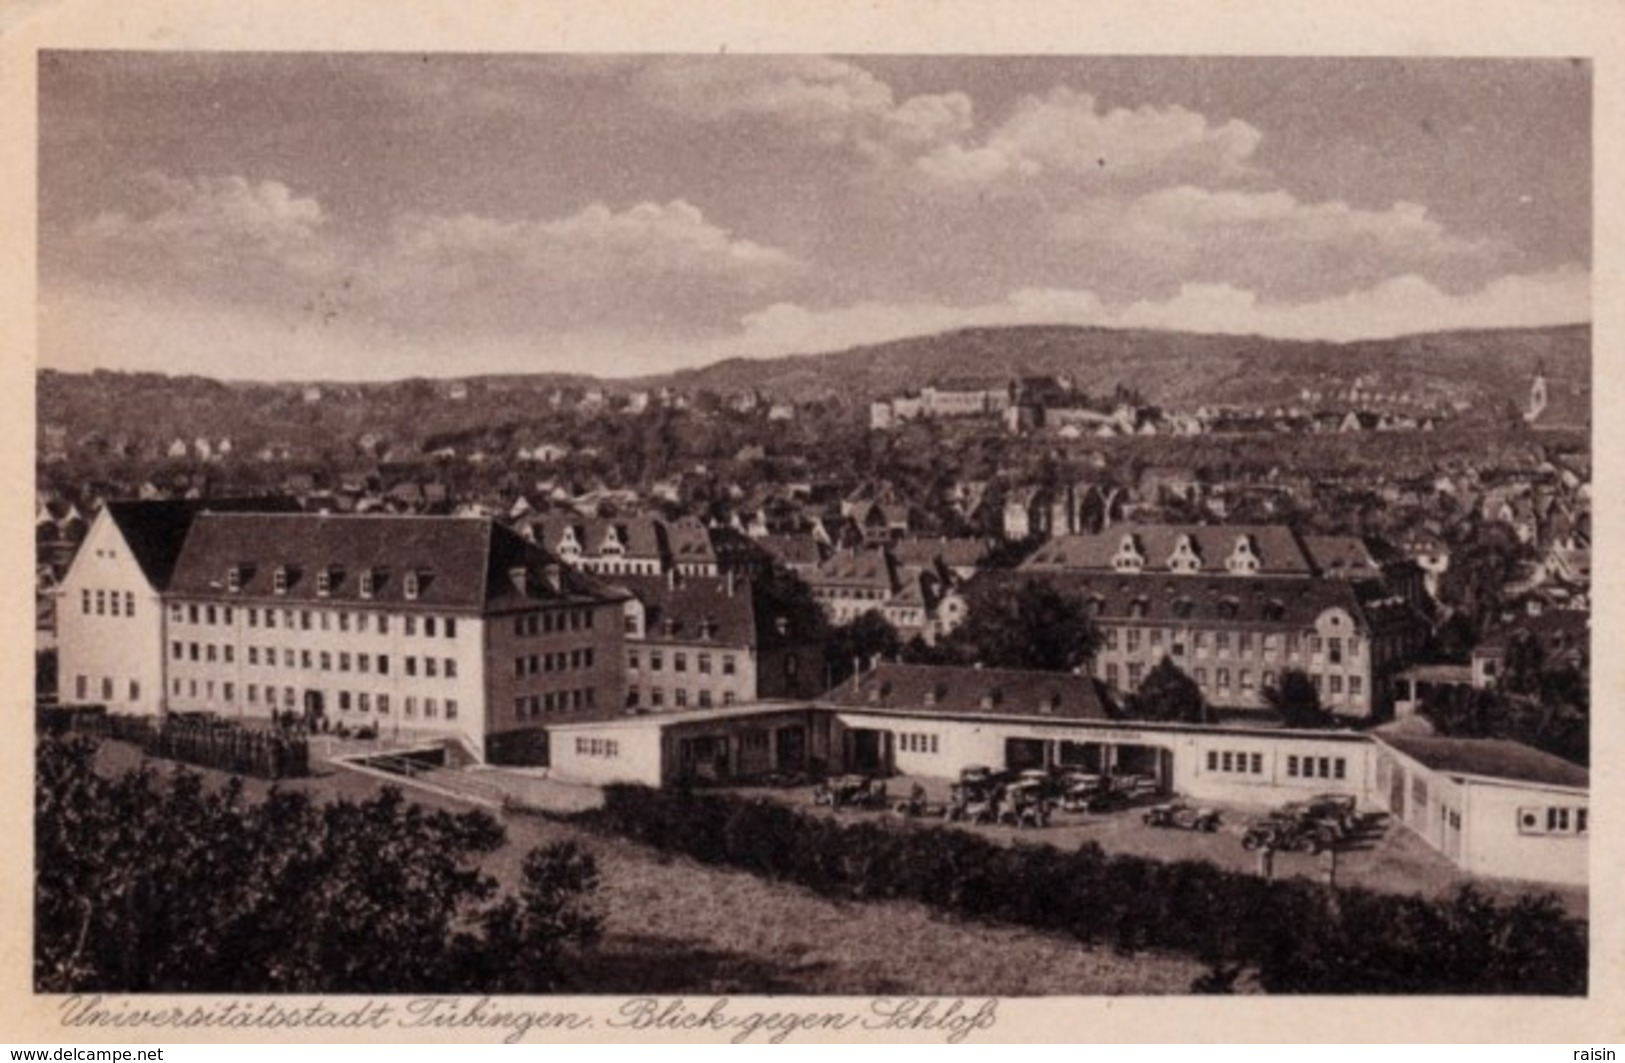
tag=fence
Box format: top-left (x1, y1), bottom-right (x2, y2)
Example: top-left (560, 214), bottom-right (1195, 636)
top-left (53, 707), bottom-right (310, 780)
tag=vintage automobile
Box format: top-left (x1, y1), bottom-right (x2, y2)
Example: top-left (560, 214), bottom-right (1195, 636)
top-left (1306, 792), bottom-right (1361, 833)
top-left (891, 783), bottom-right (949, 818)
top-left (1240, 810), bottom-right (1334, 854)
top-left (812, 774), bottom-right (890, 811)
top-left (998, 779), bottom-right (1054, 828)
top-left (1143, 800), bottom-right (1221, 832)
top-left (945, 783), bottom-right (1002, 824)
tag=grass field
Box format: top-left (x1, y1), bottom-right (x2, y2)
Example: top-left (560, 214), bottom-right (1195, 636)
top-left (84, 742), bottom-right (1212, 995)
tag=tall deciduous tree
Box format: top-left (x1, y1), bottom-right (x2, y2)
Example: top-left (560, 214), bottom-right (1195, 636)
top-left (1262, 669), bottom-right (1337, 729)
top-left (947, 577), bottom-right (1099, 673)
top-left (1125, 659), bottom-right (1212, 724)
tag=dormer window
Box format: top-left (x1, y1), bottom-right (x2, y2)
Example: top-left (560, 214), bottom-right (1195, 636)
top-left (1112, 534), bottom-right (1146, 573)
top-left (509, 566), bottom-right (529, 596)
top-left (979, 688), bottom-right (1002, 710)
top-left (226, 566), bottom-right (243, 593)
top-left (404, 571), bottom-right (421, 601)
top-left (1128, 596), bottom-right (1150, 619)
top-left (359, 569), bottom-right (375, 599)
top-left (1226, 536), bottom-right (1261, 574)
top-left (273, 566), bottom-right (289, 595)
top-left (316, 568), bottom-right (333, 597)
top-left (1168, 535), bottom-right (1203, 573)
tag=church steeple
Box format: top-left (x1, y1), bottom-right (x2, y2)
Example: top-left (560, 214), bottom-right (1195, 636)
top-left (1525, 362), bottom-right (1549, 423)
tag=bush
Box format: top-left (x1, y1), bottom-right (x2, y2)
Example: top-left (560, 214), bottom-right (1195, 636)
top-left (581, 785), bottom-right (1585, 995)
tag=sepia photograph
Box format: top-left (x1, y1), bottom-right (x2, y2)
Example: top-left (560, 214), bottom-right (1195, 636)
top-left (5, 2), bottom-right (1620, 1044)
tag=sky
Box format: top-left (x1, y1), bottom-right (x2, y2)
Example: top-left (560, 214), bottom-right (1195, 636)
top-left (37, 53), bottom-right (1591, 380)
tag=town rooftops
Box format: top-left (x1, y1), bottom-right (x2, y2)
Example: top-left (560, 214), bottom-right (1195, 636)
top-left (986, 570), bottom-right (1381, 630)
top-left (102, 497), bottom-right (302, 589)
top-left (1021, 525), bottom-right (1316, 577)
top-left (168, 513), bottom-right (616, 612)
top-left (613, 573), bottom-right (759, 647)
top-left (1301, 535), bottom-right (1384, 578)
top-left (1378, 734), bottom-right (1589, 790)
top-left (827, 662), bottom-right (1108, 721)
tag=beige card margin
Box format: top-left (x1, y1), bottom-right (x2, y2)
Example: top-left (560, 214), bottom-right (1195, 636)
top-left (1, 0), bottom-right (1622, 1044)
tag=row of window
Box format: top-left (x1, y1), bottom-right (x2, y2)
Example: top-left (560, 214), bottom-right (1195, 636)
top-left (73, 675), bottom-right (139, 702)
top-left (1101, 662), bottom-right (1364, 699)
top-left (511, 609), bottom-right (596, 637)
top-left (81, 589), bottom-right (137, 618)
top-left (1202, 749), bottom-right (1349, 780)
top-left (171, 642), bottom-right (460, 680)
top-left (173, 602), bottom-right (459, 639)
top-left (1207, 750), bottom-right (1265, 775)
top-left (169, 678), bottom-right (457, 719)
top-left (898, 732), bottom-right (940, 754)
top-left (625, 686), bottom-right (735, 710)
top-left (812, 587), bottom-right (889, 601)
top-left (1518, 806), bottom-right (1588, 835)
top-left (1106, 627), bottom-right (1358, 661)
top-left (513, 688), bottom-right (599, 719)
top-left (514, 648), bottom-right (596, 678)
top-left (1285, 754), bottom-right (1348, 780)
top-left (627, 649), bottom-right (738, 675)
top-left (575, 737), bottom-right (620, 757)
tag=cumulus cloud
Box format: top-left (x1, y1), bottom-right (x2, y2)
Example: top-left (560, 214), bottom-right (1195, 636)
top-left (727, 266), bottom-right (1588, 356)
top-left (917, 88), bottom-right (1262, 189)
top-left (51, 173), bottom-right (800, 335)
top-left (631, 56), bottom-right (974, 158)
top-left (1053, 185), bottom-right (1497, 299)
top-left (62, 172), bottom-right (337, 281)
top-left (381, 199), bottom-right (794, 293)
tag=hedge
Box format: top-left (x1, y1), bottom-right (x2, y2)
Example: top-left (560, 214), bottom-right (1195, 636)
top-left (58, 711), bottom-right (310, 780)
top-left (579, 785), bottom-right (1586, 995)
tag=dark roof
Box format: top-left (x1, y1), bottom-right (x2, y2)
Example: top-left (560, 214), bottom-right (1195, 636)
top-left (612, 574), bottom-right (759, 648)
top-left (103, 497), bottom-right (301, 590)
top-left (984, 570), bottom-right (1384, 630)
top-left (826, 662), bottom-right (1107, 721)
top-left (523, 515), bottom-right (669, 560)
top-left (890, 536), bottom-right (988, 569)
top-left (756, 534), bottom-right (826, 567)
top-left (168, 514), bottom-right (614, 612)
top-left (1301, 535), bottom-right (1383, 578)
top-left (1379, 735), bottom-right (1589, 790)
top-left (1022, 525), bottom-right (1315, 576)
top-left (809, 548), bottom-right (897, 590)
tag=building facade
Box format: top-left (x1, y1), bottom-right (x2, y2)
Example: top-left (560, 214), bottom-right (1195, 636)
top-left (55, 498), bottom-right (299, 715)
top-left (1018, 525), bottom-right (1430, 717)
top-left (159, 513), bottom-right (626, 764)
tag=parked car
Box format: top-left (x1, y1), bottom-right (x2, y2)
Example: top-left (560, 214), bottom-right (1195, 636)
top-left (1143, 800), bottom-right (1221, 832)
top-left (998, 779), bottom-right (1053, 828)
top-left (1241, 811), bottom-right (1334, 854)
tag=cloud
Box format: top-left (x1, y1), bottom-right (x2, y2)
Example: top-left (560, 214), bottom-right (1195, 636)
top-left (381, 199), bottom-right (794, 293)
top-left (917, 88), bottom-right (1262, 189)
top-left (1052, 185), bottom-right (1497, 299)
top-left (631, 56), bottom-right (974, 158)
top-left (51, 173), bottom-right (800, 335)
top-left (61, 173), bottom-right (338, 282)
top-left (728, 266), bottom-right (1588, 356)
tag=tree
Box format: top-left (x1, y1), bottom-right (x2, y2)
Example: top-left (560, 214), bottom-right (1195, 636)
top-left (945, 577), bottom-right (1099, 673)
top-left (1262, 669), bottom-right (1337, 729)
top-left (35, 735), bottom-right (601, 993)
top-left (1125, 658), bottom-right (1212, 724)
top-left (826, 610), bottom-right (903, 686)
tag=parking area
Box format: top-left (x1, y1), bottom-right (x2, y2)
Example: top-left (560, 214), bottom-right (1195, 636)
top-left (731, 773), bottom-right (1588, 919)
